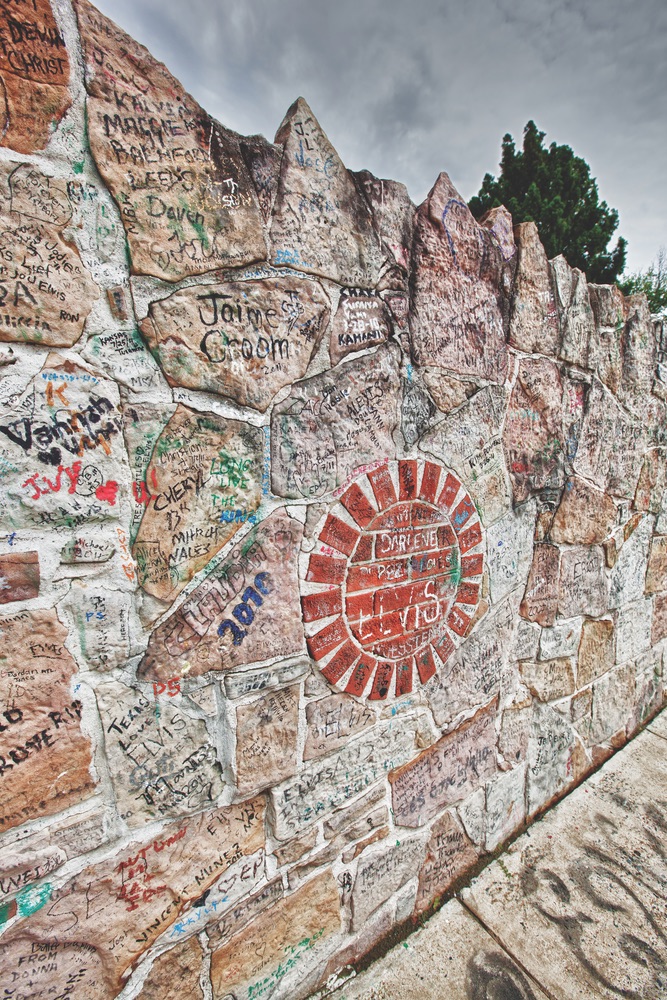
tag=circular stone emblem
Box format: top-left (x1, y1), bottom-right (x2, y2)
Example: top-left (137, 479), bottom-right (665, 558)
top-left (300, 459), bottom-right (485, 701)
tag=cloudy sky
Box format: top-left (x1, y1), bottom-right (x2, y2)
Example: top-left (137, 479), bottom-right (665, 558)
top-left (92, 0), bottom-right (666, 272)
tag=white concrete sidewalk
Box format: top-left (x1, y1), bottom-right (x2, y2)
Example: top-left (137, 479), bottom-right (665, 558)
top-left (325, 708), bottom-right (667, 1000)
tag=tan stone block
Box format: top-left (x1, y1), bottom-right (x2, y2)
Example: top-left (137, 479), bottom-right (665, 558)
top-left (520, 657), bottom-right (575, 702)
top-left (652, 592), bottom-right (667, 644)
top-left (0, 551), bottom-right (39, 603)
top-left (645, 535), bottom-right (667, 594)
top-left (142, 276), bottom-right (330, 412)
top-left (132, 404), bottom-right (263, 602)
top-left (390, 700), bottom-right (498, 827)
top-left (138, 936), bottom-right (204, 1000)
top-left (304, 693), bottom-right (375, 760)
top-left (330, 288), bottom-right (391, 365)
top-left (414, 810), bottom-right (478, 915)
top-left (236, 684), bottom-right (299, 793)
top-left (577, 619), bottom-right (615, 687)
top-left (503, 356), bottom-right (565, 503)
top-left (273, 828), bottom-right (318, 867)
top-left (550, 254), bottom-right (593, 368)
top-left (0, 610), bottom-right (96, 833)
top-left (551, 477), bottom-right (617, 545)
top-left (558, 546), bottom-right (608, 619)
top-left (138, 509), bottom-right (305, 680)
top-left (352, 836), bottom-right (426, 928)
top-left (210, 871), bottom-right (341, 1000)
top-left (509, 222), bottom-right (560, 355)
top-left (520, 542), bottom-right (560, 626)
top-left (74, 0), bottom-right (265, 281)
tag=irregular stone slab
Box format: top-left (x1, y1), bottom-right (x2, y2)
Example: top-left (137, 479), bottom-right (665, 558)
top-left (499, 695), bottom-right (532, 767)
top-left (615, 597), bottom-right (652, 663)
top-left (0, 796), bottom-right (265, 995)
top-left (590, 663), bottom-right (635, 744)
top-left (520, 657), bottom-right (575, 702)
top-left (138, 937), bottom-right (204, 1000)
top-left (207, 876), bottom-right (285, 947)
top-left (0, 550), bottom-right (39, 603)
top-left (141, 275), bottom-right (330, 411)
top-left (609, 514), bottom-right (652, 608)
top-left (225, 657), bottom-right (308, 699)
top-left (462, 732), bottom-right (667, 1000)
top-left (509, 222), bottom-right (559, 355)
top-left (421, 370), bottom-right (474, 414)
top-left (539, 618), bottom-right (582, 660)
top-left (558, 545), bottom-right (607, 619)
top-left (60, 585), bottom-right (131, 671)
top-left (0, 609), bottom-right (96, 834)
top-left (0, 357), bottom-right (127, 531)
top-left (485, 762), bottom-right (526, 851)
top-left (427, 599), bottom-right (514, 728)
top-left (414, 811), bottom-right (478, 915)
top-left (401, 379), bottom-right (436, 449)
top-left (132, 404), bottom-right (262, 602)
top-left (354, 169), bottom-right (415, 272)
top-left (330, 897), bottom-right (549, 1000)
top-left (96, 678), bottom-right (223, 827)
top-left (634, 448), bottom-right (667, 514)
top-left (240, 133), bottom-right (282, 222)
top-left (486, 500), bottom-right (537, 603)
top-left (653, 592), bottom-right (667, 644)
top-left (270, 714), bottom-right (427, 838)
top-left (269, 97), bottom-right (382, 285)
top-left (139, 509), bottom-right (305, 680)
top-left (0, 940), bottom-right (109, 1000)
top-left (520, 542), bottom-right (560, 626)
top-left (576, 618), bottom-right (615, 687)
top-left (410, 173), bottom-right (508, 382)
top-left (211, 870), bottom-right (341, 1000)
top-left (589, 285), bottom-right (656, 414)
top-left (513, 619), bottom-right (540, 660)
top-left (527, 701), bottom-right (588, 816)
top-left (503, 356), bottom-right (565, 503)
top-left (235, 684), bottom-right (299, 793)
top-left (304, 693), bottom-right (375, 759)
top-left (646, 534), bottom-right (667, 594)
top-left (422, 386), bottom-right (507, 470)
top-left (271, 344), bottom-right (400, 498)
top-left (84, 327), bottom-right (163, 395)
top-left (390, 701), bottom-right (498, 827)
top-left (550, 254), bottom-right (593, 368)
top-left (551, 476), bottom-right (617, 545)
top-left (330, 287), bottom-right (391, 365)
top-left (0, 163), bottom-right (98, 346)
top-left (588, 282), bottom-right (625, 396)
top-left (479, 204), bottom-right (516, 262)
top-left (352, 836), bottom-right (426, 928)
top-left (574, 378), bottom-right (645, 499)
top-left (75, 0), bottom-right (265, 282)
top-left (0, 0), bottom-right (71, 154)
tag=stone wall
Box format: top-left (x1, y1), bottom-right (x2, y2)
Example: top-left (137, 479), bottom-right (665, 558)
top-left (0, 2), bottom-right (665, 998)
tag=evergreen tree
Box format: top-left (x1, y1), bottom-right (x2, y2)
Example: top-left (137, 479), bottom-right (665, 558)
top-left (469, 121), bottom-right (627, 283)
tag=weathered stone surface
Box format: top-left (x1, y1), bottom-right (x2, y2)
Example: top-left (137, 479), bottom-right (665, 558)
top-left (96, 678), bottom-right (223, 827)
top-left (351, 836), bottom-right (425, 929)
top-left (551, 476), bottom-right (617, 545)
top-left (574, 377), bottom-right (645, 499)
top-left (520, 542), bottom-right (560, 626)
top-left (210, 871), bottom-right (341, 1000)
top-left (401, 379), bottom-right (436, 449)
top-left (577, 618), bottom-right (615, 687)
top-left (479, 204), bottom-right (516, 262)
top-left (409, 173), bottom-right (508, 382)
top-left (520, 657), bottom-right (575, 702)
top-left (139, 509), bottom-right (305, 680)
top-left (485, 762), bottom-right (526, 851)
top-left (589, 663), bottom-right (635, 744)
top-left (527, 701), bottom-right (588, 816)
top-left (322, 785), bottom-right (385, 840)
top-left (271, 715), bottom-right (426, 838)
top-left (588, 282), bottom-right (625, 396)
top-left (0, 797), bottom-right (265, 994)
top-left (615, 597), bottom-right (652, 663)
top-left (513, 620), bottom-right (540, 660)
top-left (588, 287), bottom-right (656, 414)
top-left (137, 936), bottom-right (204, 1000)
top-left (240, 133), bottom-right (282, 222)
top-left (558, 545), bottom-right (607, 619)
top-left (0, 610), bottom-right (95, 833)
top-left (0, 939), bottom-right (109, 1000)
top-left (0, 163), bottom-right (98, 345)
top-left (132, 404), bottom-right (263, 602)
top-left (652, 592), bottom-right (667, 644)
top-left (634, 448), bottom-right (667, 514)
top-left (235, 684), bottom-right (299, 793)
top-left (486, 500), bottom-right (536, 603)
top-left (0, 550), bottom-right (39, 602)
top-left (550, 254), bottom-right (593, 368)
top-left (207, 876), bottom-right (285, 948)
top-left (304, 693), bottom-right (375, 759)
top-left (75, 0), bottom-right (265, 281)
top-left (503, 356), bottom-right (565, 503)
top-left (420, 370), bottom-right (474, 413)
top-left (270, 97), bottom-right (382, 285)
top-left (271, 344), bottom-right (400, 498)
top-left (539, 618), bottom-right (582, 660)
top-left (0, 0), bottom-right (71, 154)
top-left (645, 534), bottom-right (667, 594)
top-left (354, 169), bottom-right (415, 272)
top-left (60, 585), bottom-right (131, 671)
top-left (141, 276), bottom-right (330, 411)
top-left (414, 810), bottom-right (478, 915)
top-left (509, 222), bottom-right (559, 355)
top-left (390, 701), bottom-right (497, 827)
top-left (330, 287), bottom-right (391, 365)
top-left (499, 695), bottom-right (532, 767)
top-left (225, 657), bottom-right (308, 699)
top-left (609, 514), bottom-right (651, 608)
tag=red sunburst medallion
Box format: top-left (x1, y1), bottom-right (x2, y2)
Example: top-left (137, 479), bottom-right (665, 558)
top-left (300, 459), bottom-right (485, 701)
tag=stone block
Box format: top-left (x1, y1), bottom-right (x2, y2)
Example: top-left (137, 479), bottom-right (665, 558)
top-left (352, 836), bottom-right (426, 928)
top-left (414, 811), bottom-right (479, 915)
top-left (558, 546), bottom-right (608, 618)
top-left (577, 618), bottom-right (615, 687)
top-left (509, 222), bottom-right (560, 355)
top-left (235, 684), bottom-right (299, 793)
